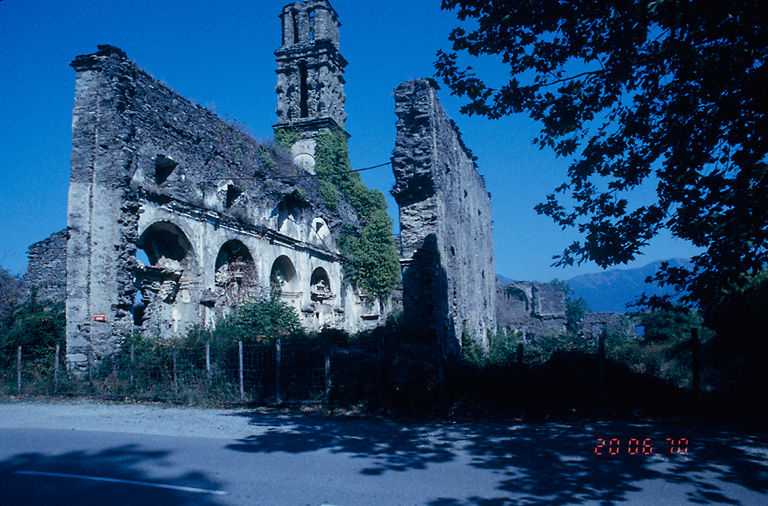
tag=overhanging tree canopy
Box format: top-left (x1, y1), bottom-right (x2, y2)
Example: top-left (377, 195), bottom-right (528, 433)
top-left (435, 0), bottom-right (768, 310)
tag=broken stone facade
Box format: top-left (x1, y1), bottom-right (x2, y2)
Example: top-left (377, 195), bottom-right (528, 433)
top-left (23, 229), bottom-right (68, 302)
top-left (496, 281), bottom-right (567, 337)
top-left (497, 280), bottom-right (639, 340)
top-left (64, 1), bottom-right (385, 370)
top-left (392, 79), bottom-right (497, 356)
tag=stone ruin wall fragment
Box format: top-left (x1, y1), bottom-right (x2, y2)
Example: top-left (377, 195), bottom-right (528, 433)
top-left (392, 78), bottom-right (497, 356)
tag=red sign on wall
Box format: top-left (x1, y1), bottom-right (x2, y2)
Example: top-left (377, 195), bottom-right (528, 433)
top-left (93, 314), bottom-right (106, 322)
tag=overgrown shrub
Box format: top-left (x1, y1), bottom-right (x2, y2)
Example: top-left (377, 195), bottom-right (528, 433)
top-left (0, 294), bottom-right (64, 366)
top-left (192, 295), bottom-right (304, 347)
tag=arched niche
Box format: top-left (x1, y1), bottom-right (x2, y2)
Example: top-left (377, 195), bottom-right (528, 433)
top-left (137, 221), bottom-right (195, 270)
top-left (215, 240), bottom-right (254, 271)
top-left (310, 266), bottom-right (332, 302)
top-left (505, 286), bottom-right (530, 314)
top-left (133, 221), bottom-right (196, 328)
top-left (270, 255), bottom-right (299, 293)
top-left (215, 239), bottom-right (257, 306)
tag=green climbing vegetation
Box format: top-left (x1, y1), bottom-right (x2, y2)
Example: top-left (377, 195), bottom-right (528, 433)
top-left (273, 126), bottom-right (301, 150)
top-left (313, 127), bottom-right (400, 298)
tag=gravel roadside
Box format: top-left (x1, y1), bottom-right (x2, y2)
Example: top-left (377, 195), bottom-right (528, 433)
top-left (0, 399), bottom-right (278, 439)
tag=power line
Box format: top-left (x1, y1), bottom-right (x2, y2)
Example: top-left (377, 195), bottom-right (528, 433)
top-left (206, 161), bottom-right (392, 182)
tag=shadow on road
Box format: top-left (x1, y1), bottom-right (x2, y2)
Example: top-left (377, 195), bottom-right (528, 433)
top-left (0, 443), bottom-right (225, 506)
top-left (227, 412), bottom-right (768, 504)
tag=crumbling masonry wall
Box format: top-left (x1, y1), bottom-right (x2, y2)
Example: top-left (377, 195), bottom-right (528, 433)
top-left (392, 79), bottom-right (496, 356)
top-left (65, 45), bottom-right (380, 370)
top-left (496, 281), bottom-right (567, 337)
top-left (24, 229), bottom-right (68, 302)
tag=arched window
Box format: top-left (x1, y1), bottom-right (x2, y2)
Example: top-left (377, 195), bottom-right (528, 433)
top-left (137, 221), bottom-right (195, 269)
top-left (310, 267), bottom-right (332, 301)
top-left (134, 221), bottom-right (196, 326)
top-left (215, 240), bottom-right (253, 271)
top-left (505, 286), bottom-right (530, 313)
top-left (270, 255), bottom-right (298, 294)
top-left (215, 240), bottom-right (257, 305)
top-left (291, 9), bottom-right (299, 44)
top-left (299, 62), bottom-right (309, 118)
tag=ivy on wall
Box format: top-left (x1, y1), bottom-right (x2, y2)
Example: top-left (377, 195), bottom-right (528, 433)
top-left (274, 126), bottom-right (302, 150)
top-left (314, 127), bottom-right (400, 299)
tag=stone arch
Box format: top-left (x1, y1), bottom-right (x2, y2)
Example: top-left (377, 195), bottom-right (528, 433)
top-left (133, 221), bottom-right (196, 328)
top-left (505, 286), bottom-right (530, 314)
top-left (215, 239), bottom-right (253, 271)
top-left (310, 266), bottom-right (332, 301)
top-left (215, 239), bottom-right (258, 307)
top-left (270, 254), bottom-right (299, 293)
top-left (137, 221), bottom-right (196, 269)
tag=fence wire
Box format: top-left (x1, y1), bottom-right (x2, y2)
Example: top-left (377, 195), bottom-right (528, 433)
top-left (1, 338), bottom-right (383, 405)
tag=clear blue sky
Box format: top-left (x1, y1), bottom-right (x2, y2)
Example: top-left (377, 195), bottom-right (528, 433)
top-left (0, 0), bottom-right (698, 280)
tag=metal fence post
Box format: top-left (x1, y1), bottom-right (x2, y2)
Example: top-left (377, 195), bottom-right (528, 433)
top-left (325, 345), bottom-right (331, 401)
top-left (172, 346), bottom-right (178, 399)
top-left (54, 343), bottom-right (60, 394)
top-left (17, 345), bottom-right (22, 395)
top-left (205, 342), bottom-right (211, 381)
top-left (129, 342), bottom-right (135, 388)
top-left (88, 345), bottom-right (94, 384)
top-left (238, 341), bottom-right (244, 401)
top-left (275, 338), bottom-right (282, 404)
top-left (598, 325), bottom-right (606, 409)
top-left (376, 333), bottom-right (383, 407)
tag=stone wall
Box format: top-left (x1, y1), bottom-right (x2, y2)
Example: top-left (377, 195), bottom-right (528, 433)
top-left (65, 44), bottom-right (380, 370)
top-left (23, 229), bottom-right (67, 302)
top-left (496, 281), bottom-right (567, 337)
top-left (392, 78), bottom-right (496, 356)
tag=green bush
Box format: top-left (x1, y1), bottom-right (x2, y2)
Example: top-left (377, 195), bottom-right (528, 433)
top-left (0, 294), bottom-right (64, 366)
top-left (192, 295), bottom-right (304, 347)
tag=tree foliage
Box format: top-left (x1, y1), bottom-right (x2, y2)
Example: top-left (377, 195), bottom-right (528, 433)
top-left (0, 267), bottom-right (22, 320)
top-left (0, 294), bottom-right (65, 363)
top-left (188, 295), bottom-right (303, 346)
top-left (436, 0), bottom-right (768, 312)
top-left (315, 127), bottom-right (400, 298)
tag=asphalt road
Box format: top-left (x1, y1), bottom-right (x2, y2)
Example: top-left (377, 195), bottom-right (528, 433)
top-left (0, 401), bottom-right (766, 505)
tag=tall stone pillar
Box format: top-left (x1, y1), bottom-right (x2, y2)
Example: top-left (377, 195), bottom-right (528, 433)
top-left (66, 45), bottom-right (139, 371)
top-left (391, 79), bottom-right (497, 356)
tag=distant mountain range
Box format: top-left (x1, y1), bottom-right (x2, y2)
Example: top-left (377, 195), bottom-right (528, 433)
top-left (499, 258), bottom-right (690, 313)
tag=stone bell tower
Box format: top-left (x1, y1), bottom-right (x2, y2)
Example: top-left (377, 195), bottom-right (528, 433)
top-left (274, 0), bottom-right (347, 173)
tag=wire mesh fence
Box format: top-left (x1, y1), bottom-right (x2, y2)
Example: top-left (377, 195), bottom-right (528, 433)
top-left (0, 337), bottom-right (383, 406)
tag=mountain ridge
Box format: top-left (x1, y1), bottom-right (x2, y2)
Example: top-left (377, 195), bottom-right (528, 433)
top-left (498, 258), bottom-right (690, 313)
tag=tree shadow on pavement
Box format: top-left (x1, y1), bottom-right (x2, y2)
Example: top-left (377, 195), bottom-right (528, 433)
top-left (0, 442), bottom-right (225, 506)
top-left (227, 412), bottom-right (768, 504)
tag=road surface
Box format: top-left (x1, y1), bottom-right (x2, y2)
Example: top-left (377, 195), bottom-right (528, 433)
top-left (0, 401), bottom-right (766, 504)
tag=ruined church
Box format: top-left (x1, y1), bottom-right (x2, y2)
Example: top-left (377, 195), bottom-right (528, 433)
top-left (19, 0), bottom-right (499, 370)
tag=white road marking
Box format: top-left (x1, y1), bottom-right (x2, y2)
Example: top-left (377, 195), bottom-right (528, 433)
top-left (14, 470), bottom-right (227, 495)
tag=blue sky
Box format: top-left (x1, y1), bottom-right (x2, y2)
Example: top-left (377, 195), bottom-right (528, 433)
top-left (0, 0), bottom-right (699, 280)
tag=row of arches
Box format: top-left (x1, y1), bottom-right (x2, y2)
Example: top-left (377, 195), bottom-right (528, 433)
top-left (133, 221), bottom-right (334, 327)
